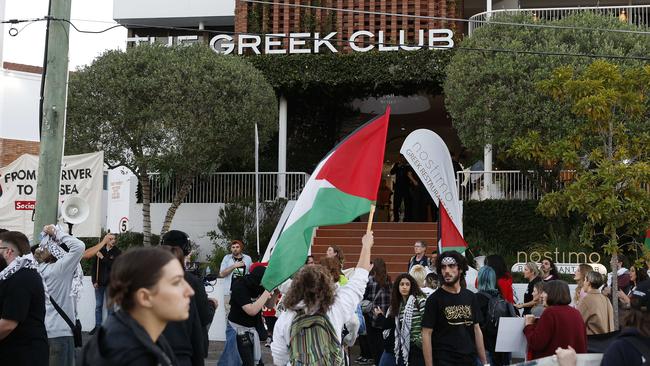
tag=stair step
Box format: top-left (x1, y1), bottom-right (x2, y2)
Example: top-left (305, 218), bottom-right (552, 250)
top-left (312, 222), bottom-right (436, 278)
top-left (312, 246), bottom-right (422, 255)
top-left (313, 237), bottom-right (435, 246)
top-left (315, 229), bottom-right (437, 238)
top-left (320, 222), bottom-right (437, 230)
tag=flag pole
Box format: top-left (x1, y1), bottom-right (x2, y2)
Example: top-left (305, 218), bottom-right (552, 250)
top-left (366, 204), bottom-right (376, 233)
top-left (255, 124), bottom-right (260, 256)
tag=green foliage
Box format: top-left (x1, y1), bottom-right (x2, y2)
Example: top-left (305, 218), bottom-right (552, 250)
top-left (513, 61), bottom-right (650, 257)
top-left (66, 44), bottom-right (278, 241)
top-left (207, 198), bottom-right (288, 267)
top-left (445, 13), bottom-right (650, 153)
top-left (464, 200), bottom-right (551, 256)
top-left (248, 49), bottom-right (451, 98)
top-left (67, 44), bottom-right (278, 175)
top-left (206, 245), bottom-right (229, 274)
top-left (463, 200), bottom-right (591, 265)
top-left (512, 60), bottom-right (650, 326)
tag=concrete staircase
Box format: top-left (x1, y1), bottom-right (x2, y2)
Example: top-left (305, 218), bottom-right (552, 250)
top-left (311, 222), bottom-right (437, 279)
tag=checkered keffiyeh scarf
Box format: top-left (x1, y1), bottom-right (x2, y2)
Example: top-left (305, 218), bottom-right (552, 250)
top-left (39, 226), bottom-right (84, 302)
top-left (394, 295), bottom-right (416, 366)
top-left (0, 252), bottom-right (50, 299)
top-left (0, 253), bottom-right (39, 281)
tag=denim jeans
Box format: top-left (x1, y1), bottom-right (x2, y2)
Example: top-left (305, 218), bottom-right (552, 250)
top-left (379, 351), bottom-right (397, 366)
top-left (49, 336), bottom-right (74, 366)
top-left (95, 286), bottom-right (106, 326)
top-left (95, 286), bottom-right (115, 326)
top-left (218, 322), bottom-right (243, 366)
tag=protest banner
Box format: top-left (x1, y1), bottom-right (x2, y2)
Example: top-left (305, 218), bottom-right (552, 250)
top-left (496, 317), bottom-right (527, 359)
top-left (0, 152), bottom-right (104, 239)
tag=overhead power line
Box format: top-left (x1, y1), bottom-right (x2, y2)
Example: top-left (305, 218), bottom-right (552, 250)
top-left (110, 20), bottom-right (650, 62)
top-left (4, 15), bottom-right (650, 62)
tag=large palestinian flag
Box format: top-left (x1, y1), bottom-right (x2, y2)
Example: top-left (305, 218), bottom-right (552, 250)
top-left (262, 108), bottom-right (390, 290)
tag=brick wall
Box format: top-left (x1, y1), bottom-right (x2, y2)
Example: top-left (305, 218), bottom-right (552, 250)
top-left (235, 0), bottom-right (463, 51)
top-left (0, 138), bottom-right (40, 167)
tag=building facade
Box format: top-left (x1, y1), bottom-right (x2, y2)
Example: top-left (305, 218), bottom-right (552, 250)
top-left (235, 0), bottom-right (463, 50)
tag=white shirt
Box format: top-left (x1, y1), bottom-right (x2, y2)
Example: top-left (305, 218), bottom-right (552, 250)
top-left (219, 253), bottom-right (252, 295)
top-left (271, 268), bottom-right (369, 366)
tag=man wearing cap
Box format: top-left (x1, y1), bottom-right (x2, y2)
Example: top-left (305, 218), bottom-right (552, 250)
top-left (162, 230), bottom-right (217, 362)
top-left (220, 240), bottom-right (252, 297)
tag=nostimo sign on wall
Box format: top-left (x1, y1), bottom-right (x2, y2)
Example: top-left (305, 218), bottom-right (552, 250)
top-left (127, 29), bottom-right (455, 55)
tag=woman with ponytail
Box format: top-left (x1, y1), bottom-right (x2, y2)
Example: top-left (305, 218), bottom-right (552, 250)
top-left (81, 247), bottom-right (195, 366)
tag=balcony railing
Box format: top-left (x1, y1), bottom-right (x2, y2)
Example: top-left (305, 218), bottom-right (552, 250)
top-left (148, 172), bottom-right (309, 204)
top-left (457, 170), bottom-right (540, 201)
top-left (469, 5), bottom-right (650, 35)
top-left (457, 170), bottom-right (650, 201)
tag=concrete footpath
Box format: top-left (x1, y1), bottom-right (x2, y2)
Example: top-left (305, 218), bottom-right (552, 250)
top-left (81, 333), bottom-right (364, 365)
top-left (207, 341), bottom-right (363, 364)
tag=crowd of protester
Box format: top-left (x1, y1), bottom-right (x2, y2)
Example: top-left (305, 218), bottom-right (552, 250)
top-left (1, 223), bottom-right (650, 366)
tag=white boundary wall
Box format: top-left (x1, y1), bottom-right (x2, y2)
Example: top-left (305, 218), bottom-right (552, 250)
top-left (78, 276), bottom-right (227, 341)
top-left (107, 169), bottom-right (226, 259)
top-left (128, 202), bottom-right (225, 259)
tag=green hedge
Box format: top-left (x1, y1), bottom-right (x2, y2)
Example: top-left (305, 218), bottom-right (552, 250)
top-left (463, 200), bottom-right (548, 254)
top-left (248, 49), bottom-right (451, 98)
top-left (462, 199), bottom-right (592, 269)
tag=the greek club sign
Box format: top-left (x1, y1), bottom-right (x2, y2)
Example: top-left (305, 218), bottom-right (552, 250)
top-left (127, 29), bottom-right (455, 55)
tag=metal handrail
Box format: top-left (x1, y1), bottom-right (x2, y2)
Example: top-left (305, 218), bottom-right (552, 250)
top-left (147, 172), bottom-right (310, 203)
top-left (468, 4), bottom-right (650, 35)
top-left (456, 170), bottom-right (573, 201)
top-left (457, 169), bottom-right (648, 201)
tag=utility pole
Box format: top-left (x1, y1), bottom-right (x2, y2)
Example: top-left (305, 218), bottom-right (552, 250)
top-left (33, 0), bottom-right (72, 241)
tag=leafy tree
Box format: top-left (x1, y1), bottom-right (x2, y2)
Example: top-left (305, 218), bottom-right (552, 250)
top-left (445, 13), bottom-right (650, 166)
top-left (511, 60), bottom-right (650, 327)
top-left (66, 44), bottom-right (278, 245)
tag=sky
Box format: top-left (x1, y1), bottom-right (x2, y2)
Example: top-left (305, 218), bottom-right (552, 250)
top-left (1, 0), bottom-right (126, 70)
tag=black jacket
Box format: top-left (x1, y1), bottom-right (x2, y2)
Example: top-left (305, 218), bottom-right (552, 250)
top-left (80, 310), bottom-right (177, 366)
top-left (162, 273), bottom-right (206, 366)
top-left (377, 313), bottom-right (396, 353)
top-left (91, 246), bottom-right (122, 286)
top-left (186, 271), bottom-right (215, 358)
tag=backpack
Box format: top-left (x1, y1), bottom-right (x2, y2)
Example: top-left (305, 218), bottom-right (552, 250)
top-left (479, 291), bottom-right (516, 337)
top-left (289, 311), bottom-right (344, 366)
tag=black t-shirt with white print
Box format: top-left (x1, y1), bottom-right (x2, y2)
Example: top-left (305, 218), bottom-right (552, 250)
top-left (421, 287), bottom-right (481, 366)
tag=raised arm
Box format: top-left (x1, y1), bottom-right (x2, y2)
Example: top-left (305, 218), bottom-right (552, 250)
top-left (45, 225), bottom-right (85, 274)
top-left (356, 232), bottom-right (373, 271)
top-left (83, 233), bottom-right (114, 259)
top-left (242, 291), bottom-right (273, 316)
